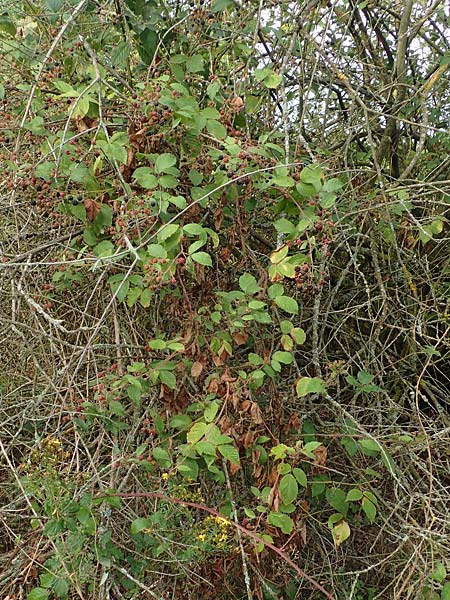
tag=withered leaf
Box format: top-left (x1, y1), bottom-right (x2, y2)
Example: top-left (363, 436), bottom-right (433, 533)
top-left (190, 361), bottom-right (203, 378)
top-left (84, 198), bottom-right (101, 222)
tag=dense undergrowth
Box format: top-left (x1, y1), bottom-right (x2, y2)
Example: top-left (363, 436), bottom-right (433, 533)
top-left (1, 1), bottom-right (450, 599)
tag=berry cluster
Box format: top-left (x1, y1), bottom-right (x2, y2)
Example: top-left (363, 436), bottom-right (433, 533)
top-left (294, 262), bottom-right (329, 294)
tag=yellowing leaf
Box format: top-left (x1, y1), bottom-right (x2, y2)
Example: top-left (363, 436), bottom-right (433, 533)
top-left (332, 519), bottom-right (350, 547)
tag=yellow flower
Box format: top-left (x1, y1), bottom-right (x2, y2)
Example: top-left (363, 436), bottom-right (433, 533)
top-left (196, 533), bottom-right (206, 541)
top-left (161, 472), bottom-right (169, 481)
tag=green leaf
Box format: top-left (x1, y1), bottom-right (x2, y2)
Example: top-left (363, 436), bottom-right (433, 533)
top-left (268, 283), bottom-right (284, 298)
top-left (0, 16), bottom-right (16, 36)
top-left (204, 400), bottom-right (220, 423)
top-left (274, 218), bottom-right (297, 234)
top-left (280, 473), bottom-right (298, 504)
top-left (270, 245), bottom-right (289, 264)
top-left (35, 162), bottom-right (55, 181)
top-left (264, 72), bottom-right (282, 89)
top-left (210, 0), bottom-right (233, 11)
top-left (186, 54), bottom-right (204, 73)
top-left (341, 436), bottom-right (359, 456)
top-left (277, 462), bottom-right (291, 474)
top-left (147, 243), bottom-right (167, 258)
top-left (138, 28), bottom-right (158, 65)
top-left (280, 320), bottom-right (293, 334)
top-left (272, 351), bottom-right (293, 364)
top-left (183, 223), bottom-right (206, 236)
top-left (346, 489), bottom-right (363, 502)
top-left (177, 457), bottom-right (199, 479)
top-left (159, 175), bottom-right (178, 188)
top-left (274, 295), bottom-right (299, 314)
top-left (127, 382), bottom-right (141, 404)
top-left (362, 497), bottom-right (377, 523)
top-left (0, 83), bottom-right (4, 100)
top-left (155, 153), bottom-right (177, 174)
top-left (157, 224), bottom-right (180, 242)
top-left (27, 589), bottom-right (49, 600)
top-left (292, 467), bottom-right (307, 487)
top-left (207, 119), bottom-right (227, 139)
top-left (139, 287), bottom-right (153, 308)
top-left (133, 167), bottom-right (158, 189)
top-left (110, 40), bottom-right (130, 68)
top-left (170, 414), bottom-right (192, 430)
top-left (248, 353), bottom-right (264, 365)
top-left (290, 327), bottom-right (306, 345)
top-left (152, 446), bottom-right (171, 467)
top-left (109, 274), bottom-right (129, 303)
top-left (441, 583), bottom-right (450, 600)
top-left (239, 273), bottom-right (261, 295)
top-left (296, 377), bottom-right (326, 397)
top-left (108, 400), bottom-right (125, 416)
top-left (188, 169), bottom-right (203, 185)
top-left (191, 252), bottom-right (212, 266)
top-left (431, 562), bottom-right (447, 583)
top-left (359, 439), bottom-right (381, 456)
top-left (187, 422), bottom-right (207, 444)
top-left (272, 175), bottom-right (295, 187)
top-left (267, 512), bottom-right (293, 534)
top-left (323, 177), bottom-right (343, 192)
top-left (300, 165), bottom-right (323, 191)
top-left (159, 369), bottom-right (177, 389)
top-left (131, 517), bottom-right (153, 535)
top-left (207, 81), bottom-right (221, 99)
top-left (218, 444), bottom-right (240, 465)
top-left (326, 487), bottom-right (348, 517)
top-left (93, 240), bottom-right (114, 258)
top-left (95, 204), bottom-right (113, 228)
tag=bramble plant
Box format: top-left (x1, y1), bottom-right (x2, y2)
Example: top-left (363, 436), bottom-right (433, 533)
top-left (2, 0), bottom-right (450, 599)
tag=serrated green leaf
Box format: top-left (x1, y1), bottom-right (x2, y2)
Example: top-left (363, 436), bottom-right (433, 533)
top-left (442, 583), bottom-right (450, 600)
top-left (133, 167), bottom-right (158, 189)
top-left (296, 377), bottom-right (326, 397)
top-left (267, 512), bottom-right (293, 534)
top-left (431, 561), bottom-right (446, 583)
top-left (239, 273), bottom-right (261, 294)
top-left (159, 369), bottom-right (177, 389)
top-left (187, 422), bottom-right (207, 444)
top-left (218, 443), bottom-right (240, 464)
top-left (131, 517), bottom-right (153, 535)
top-left (93, 240), bottom-right (114, 258)
top-left (27, 588), bottom-right (49, 600)
top-left (204, 400), bottom-right (219, 423)
top-left (170, 414), bottom-right (192, 430)
top-left (157, 223), bottom-right (179, 242)
top-left (274, 295), bottom-right (299, 314)
top-left (207, 119), bottom-right (227, 139)
top-left (191, 252), bottom-right (212, 266)
top-left (280, 473), bottom-right (298, 504)
top-left (326, 487), bottom-right (348, 517)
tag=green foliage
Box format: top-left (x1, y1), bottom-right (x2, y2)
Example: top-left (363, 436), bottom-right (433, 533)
top-left (2, 0), bottom-right (450, 598)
